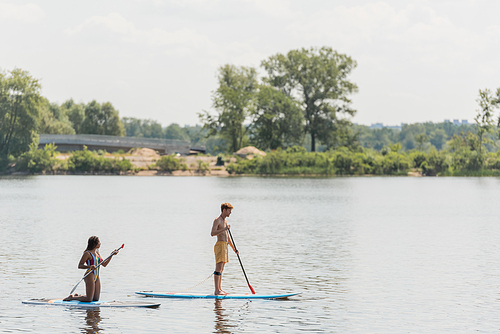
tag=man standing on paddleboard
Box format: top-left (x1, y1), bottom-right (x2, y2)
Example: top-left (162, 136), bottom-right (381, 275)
top-left (211, 202), bottom-right (238, 295)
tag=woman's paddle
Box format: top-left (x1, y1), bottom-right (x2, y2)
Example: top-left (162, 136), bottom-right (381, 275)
top-left (227, 229), bottom-right (255, 294)
top-left (69, 244), bottom-right (124, 294)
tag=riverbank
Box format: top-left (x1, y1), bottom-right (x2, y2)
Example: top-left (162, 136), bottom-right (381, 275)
top-left (5, 144), bottom-right (500, 177)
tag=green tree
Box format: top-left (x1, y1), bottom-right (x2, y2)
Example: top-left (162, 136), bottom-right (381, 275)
top-left (475, 89), bottom-right (497, 160)
top-left (429, 129), bottom-right (446, 150)
top-left (262, 47), bottom-right (358, 151)
top-left (199, 65), bottom-right (258, 153)
top-left (0, 68), bottom-right (42, 157)
top-left (141, 119), bottom-right (163, 138)
top-left (164, 123), bottom-right (190, 141)
top-left (38, 98), bottom-right (75, 134)
top-left (122, 117), bottom-right (142, 137)
top-left (62, 99), bottom-right (86, 134)
top-left (250, 85), bottom-right (303, 150)
top-left (122, 117), bottom-right (164, 138)
top-left (415, 133), bottom-right (429, 151)
top-left (81, 101), bottom-right (125, 136)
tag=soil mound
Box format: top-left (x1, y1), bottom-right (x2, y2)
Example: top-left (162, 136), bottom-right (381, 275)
top-left (235, 146), bottom-right (266, 157)
top-left (128, 148), bottom-right (160, 158)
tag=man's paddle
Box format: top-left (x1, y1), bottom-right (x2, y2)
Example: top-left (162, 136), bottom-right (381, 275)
top-left (69, 244), bottom-right (124, 294)
top-left (227, 229), bottom-right (255, 294)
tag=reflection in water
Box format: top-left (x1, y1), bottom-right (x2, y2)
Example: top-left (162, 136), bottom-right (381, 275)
top-left (213, 299), bottom-right (251, 333)
top-left (213, 300), bottom-right (235, 334)
top-left (82, 309), bottom-right (103, 334)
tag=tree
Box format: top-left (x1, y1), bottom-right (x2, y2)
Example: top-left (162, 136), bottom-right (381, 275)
top-left (429, 129), bottom-right (446, 150)
top-left (250, 85), bottom-right (303, 150)
top-left (38, 98), bottom-right (75, 134)
top-left (199, 65), bottom-right (258, 153)
top-left (415, 133), bottom-right (429, 151)
top-left (122, 117), bottom-right (142, 137)
top-left (122, 117), bottom-right (164, 138)
top-left (62, 99), bottom-right (86, 134)
top-left (0, 68), bottom-right (42, 157)
top-left (475, 89), bottom-right (497, 159)
top-left (262, 47), bottom-right (358, 151)
top-left (80, 101), bottom-right (125, 136)
top-left (164, 123), bottom-right (189, 141)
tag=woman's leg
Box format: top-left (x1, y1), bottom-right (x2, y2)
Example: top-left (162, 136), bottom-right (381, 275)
top-left (93, 277), bottom-right (101, 301)
top-left (64, 274), bottom-right (95, 302)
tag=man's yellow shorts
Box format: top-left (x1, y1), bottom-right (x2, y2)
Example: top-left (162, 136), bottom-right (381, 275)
top-left (214, 241), bottom-right (229, 264)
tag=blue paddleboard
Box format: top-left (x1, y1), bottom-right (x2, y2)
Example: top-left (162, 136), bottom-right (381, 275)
top-left (135, 291), bottom-right (300, 299)
top-left (22, 298), bottom-right (160, 308)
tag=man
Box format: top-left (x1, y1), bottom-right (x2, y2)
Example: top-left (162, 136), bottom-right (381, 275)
top-left (211, 202), bottom-right (238, 295)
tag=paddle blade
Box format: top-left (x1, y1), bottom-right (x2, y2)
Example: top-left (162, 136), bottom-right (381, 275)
top-left (249, 284), bottom-right (256, 294)
top-left (121, 244), bottom-right (125, 249)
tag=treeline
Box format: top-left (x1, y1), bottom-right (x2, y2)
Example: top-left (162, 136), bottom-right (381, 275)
top-left (226, 143), bottom-right (500, 176)
top-left (197, 47), bottom-right (500, 157)
top-left (355, 122), bottom-right (500, 152)
top-left (39, 99), bottom-right (125, 136)
top-left (2, 46), bottom-right (500, 174)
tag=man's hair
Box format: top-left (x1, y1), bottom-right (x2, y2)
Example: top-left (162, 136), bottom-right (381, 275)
top-left (221, 202), bottom-right (233, 212)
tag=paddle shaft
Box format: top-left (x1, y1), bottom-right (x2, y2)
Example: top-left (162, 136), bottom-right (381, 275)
top-left (228, 229), bottom-right (255, 294)
top-left (69, 244), bottom-right (123, 294)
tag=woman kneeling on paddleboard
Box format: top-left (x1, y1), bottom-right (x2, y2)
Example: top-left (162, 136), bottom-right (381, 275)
top-left (64, 236), bottom-right (120, 302)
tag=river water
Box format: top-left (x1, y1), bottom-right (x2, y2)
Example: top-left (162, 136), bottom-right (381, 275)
top-left (0, 176), bottom-right (499, 333)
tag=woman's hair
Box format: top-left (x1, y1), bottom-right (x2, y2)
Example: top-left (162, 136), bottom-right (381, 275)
top-left (86, 236), bottom-right (100, 251)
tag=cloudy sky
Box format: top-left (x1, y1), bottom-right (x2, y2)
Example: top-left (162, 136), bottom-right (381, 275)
top-left (1, 0), bottom-right (499, 127)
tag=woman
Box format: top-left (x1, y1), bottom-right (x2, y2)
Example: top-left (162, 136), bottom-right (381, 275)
top-left (64, 236), bottom-right (119, 302)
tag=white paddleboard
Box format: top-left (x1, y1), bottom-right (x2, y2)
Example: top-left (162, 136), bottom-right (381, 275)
top-left (135, 291), bottom-right (299, 299)
top-left (22, 298), bottom-right (160, 308)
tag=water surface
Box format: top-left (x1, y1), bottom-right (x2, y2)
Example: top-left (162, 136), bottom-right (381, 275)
top-left (1, 176), bottom-right (499, 333)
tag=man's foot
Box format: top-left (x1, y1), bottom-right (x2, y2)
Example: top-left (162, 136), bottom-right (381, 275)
top-left (214, 290), bottom-right (228, 296)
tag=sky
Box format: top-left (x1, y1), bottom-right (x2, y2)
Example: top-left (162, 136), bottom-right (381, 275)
top-left (1, 0), bottom-right (499, 127)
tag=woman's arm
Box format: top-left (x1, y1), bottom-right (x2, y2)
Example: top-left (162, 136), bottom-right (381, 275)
top-left (101, 249), bottom-right (119, 267)
top-left (77, 252), bottom-right (93, 270)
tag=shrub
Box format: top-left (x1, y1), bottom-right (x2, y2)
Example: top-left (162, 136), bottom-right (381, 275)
top-left (155, 155), bottom-right (181, 172)
top-left (67, 146), bottom-right (133, 173)
top-left (16, 143), bottom-right (58, 173)
top-left (68, 146), bottom-right (98, 172)
top-left (197, 160), bottom-right (210, 174)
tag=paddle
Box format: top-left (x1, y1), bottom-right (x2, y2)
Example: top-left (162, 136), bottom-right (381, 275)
top-left (227, 229), bottom-right (255, 294)
top-left (69, 244), bottom-right (124, 295)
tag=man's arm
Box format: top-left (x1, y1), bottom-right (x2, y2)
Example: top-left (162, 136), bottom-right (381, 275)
top-left (227, 235), bottom-right (238, 254)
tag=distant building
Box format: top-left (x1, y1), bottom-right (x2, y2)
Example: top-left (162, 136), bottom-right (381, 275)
top-left (369, 123), bottom-right (384, 129)
top-left (444, 119), bottom-right (470, 125)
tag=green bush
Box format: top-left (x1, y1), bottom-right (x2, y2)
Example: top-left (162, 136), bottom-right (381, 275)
top-left (197, 160), bottom-right (210, 174)
top-left (16, 143), bottom-right (58, 173)
top-left (67, 146), bottom-right (133, 173)
top-left (155, 155), bottom-right (182, 172)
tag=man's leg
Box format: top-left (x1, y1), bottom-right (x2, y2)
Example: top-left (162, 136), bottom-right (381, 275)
top-left (214, 262), bottom-right (225, 295)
